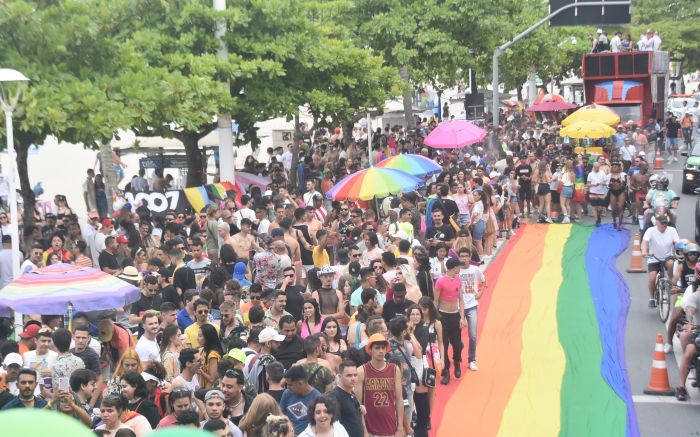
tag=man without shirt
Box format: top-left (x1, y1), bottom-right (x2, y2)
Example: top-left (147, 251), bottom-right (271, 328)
top-left (230, 218), bottom-right (261, 260)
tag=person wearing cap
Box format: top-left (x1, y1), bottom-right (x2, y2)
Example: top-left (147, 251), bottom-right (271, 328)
top-left (246, 326), bottom-right (283, 394)
top-left (17, 323), bottom-right (40, 355)
top-left (95, 217), bottom-right (114, 254)
top-left (201, 389), bottom-right (244, 436)
top-left (641, 211), bottom-right (679, 309)
top-left (98, 236), bottom-right (122, 276)
top-left (3, 352), bottom-right (23, 396)
top-left (434, 258), bottom-right (466, 384)
top-left (356, 333), bottom-right (404, 437)
top-left (312, 265), bottom-right (344, 320)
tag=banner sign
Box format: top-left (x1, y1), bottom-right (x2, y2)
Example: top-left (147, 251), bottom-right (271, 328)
top-left (124, 190), bottom-right (189, 213)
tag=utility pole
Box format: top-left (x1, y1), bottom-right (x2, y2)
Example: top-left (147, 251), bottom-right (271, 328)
top-left (492, 1), bottom-right (630, 127)
top-left (214, 0), bottom-right (235, 184)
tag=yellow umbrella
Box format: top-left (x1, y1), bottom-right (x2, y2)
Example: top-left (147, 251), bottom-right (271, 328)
top-left (560, 121), bottom-right (616, 139)
top-left (561, 103), bottom-right (620, 127)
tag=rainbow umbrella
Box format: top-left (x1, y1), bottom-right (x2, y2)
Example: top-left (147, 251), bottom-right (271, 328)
top-left (0, 263), bottom-right (141, 317)
top-left (424, 120), bottom-right (487, 149)
top-left (325, 167), bottom-right (423, 201)
top-left (236, 172), bottom-right (272, 192)
top-left (375, 154), bottom-right (442, 177)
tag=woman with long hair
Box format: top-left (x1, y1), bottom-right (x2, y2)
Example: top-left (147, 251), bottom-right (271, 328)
top-left (346, 305), bottom-right (371, 349)
top-left (408, 304), bottom-right (430, 437)
top-left (361, 232), bottom-right (383, 267)
top-left (559, 161), bottom-right (576, 224)
top-left (159, 325), bottom-right (182, 381)
top-left (470, 190), bottom-right (486, 256)
top-left (133, 246), bottom-right (148, 273)
top-left (429, 242), bottom-right (449, 281)
top-left (119, 371), bottom-right (160, 429)
top-left (418, 296), bottom-right (445, 430)
top-left (105, 349), bottom-right (144, 395)
top-left (205, 204), bottom-right (221, 262)
top-left (452, 181), bottom-right (473, 226)
top-left (608, 160), bottom-right (627, 230)
top-left (298, 395), bottom-right (348, 437)
top-left (54, 194), bottom-right (74, 222)
top-left (321, 317), bottom-right (347, 357)
top-left (532, 160), bottom-right (553, 222)
top-left (482, 184), bottom-right (499, 257)
top-left (413, 249), bottom-right (434, 300)
top-left (197, 324), bottom-right (222, 389)
top-left (298, 299), bottom-right (323, 339)
top-left (94, 174), bottom-right (109, 219)
top-left (395, 264), bottom-right (421, 304)
top-left (238, 393), bottom-right (292, 437)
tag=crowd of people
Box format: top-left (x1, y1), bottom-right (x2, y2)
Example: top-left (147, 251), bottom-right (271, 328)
top-left (0, 103), bottom-right (696, 436)
top-left (590, 28), bottom-right (662, 53)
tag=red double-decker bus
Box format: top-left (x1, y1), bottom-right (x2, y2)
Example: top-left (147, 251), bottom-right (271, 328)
top-left (581, 50), bottom-right (670, 124)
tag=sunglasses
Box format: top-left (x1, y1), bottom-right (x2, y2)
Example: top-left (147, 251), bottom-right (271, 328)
top-left (196, 309), bottom-right (209, 314)
top-left (688, 252), bottom-right (700, 257)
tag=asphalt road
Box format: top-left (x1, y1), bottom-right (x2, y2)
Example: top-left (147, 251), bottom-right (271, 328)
top-left (617, 155), bottom-right (700, 436)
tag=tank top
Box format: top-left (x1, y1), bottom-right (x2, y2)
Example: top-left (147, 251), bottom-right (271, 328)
top-left (363, 361), bottom-right (398, 436)
top-left (316, 288), bottom-right (339, 315)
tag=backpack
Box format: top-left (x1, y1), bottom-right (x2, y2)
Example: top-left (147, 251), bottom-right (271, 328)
top-left (246, 353), bottom-right (277, 394)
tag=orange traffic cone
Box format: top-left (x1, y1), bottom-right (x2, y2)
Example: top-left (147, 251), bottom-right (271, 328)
top-left (654, 148), bottom-right (664, 170)
top-left (643, 333), bottom-right (674, 395)
top-left (626, 232), bottom-right (645, 273)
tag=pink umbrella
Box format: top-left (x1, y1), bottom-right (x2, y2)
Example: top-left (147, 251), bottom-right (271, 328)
top-left (423, 120), bottom-right (487, 149)
top-left (235, 172), bottom-right (272, 192)
top-left (525, 101), bottom-right (577, 112)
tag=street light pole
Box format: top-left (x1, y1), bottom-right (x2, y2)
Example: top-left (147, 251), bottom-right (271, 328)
top-left (213, 0), bottom-right (235, 184)
top-left (0, 68), bottom-right (29, 335)
top-left (492, 1), bottom-right (630, 128)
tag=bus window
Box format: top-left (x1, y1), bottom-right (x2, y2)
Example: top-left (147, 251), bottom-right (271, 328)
top-left (609, 105), bottom-right (642, 122)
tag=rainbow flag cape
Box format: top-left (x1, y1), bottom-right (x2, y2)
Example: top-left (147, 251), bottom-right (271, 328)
top-left (184, 186), bottom-right (211, 213)
top-left (432, 224), bottom-right (638, 437)
top-left (573, 163), bottom-right (586, 202)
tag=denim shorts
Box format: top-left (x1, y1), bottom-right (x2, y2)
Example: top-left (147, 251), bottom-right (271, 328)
top-left (561, 186), bottom-right (574, 199)
top-left (472, 220), bottom-right (486, 240)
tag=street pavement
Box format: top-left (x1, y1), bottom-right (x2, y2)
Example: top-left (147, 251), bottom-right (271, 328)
top-left (617, 155), bottom-right (700, 436)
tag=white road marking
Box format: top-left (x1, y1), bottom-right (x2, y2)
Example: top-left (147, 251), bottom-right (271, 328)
top-left (632, 394), bottom-right (700, 405)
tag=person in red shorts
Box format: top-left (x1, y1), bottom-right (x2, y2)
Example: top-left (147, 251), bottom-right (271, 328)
top-left (356, 333), bottom-right (406, 437)
top-left (434, 258), bottom-right (466, 384)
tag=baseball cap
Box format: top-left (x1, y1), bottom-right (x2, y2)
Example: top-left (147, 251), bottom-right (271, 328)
top-left (392, 230), bottom-right (409, 241)
top-left (204, 390), bottom-right (225, 402)
top-left (233, 262), bottom-right (247, 280)
top-left (88, 211), bottom-right (99, 219)
top-left (3, 352), bottom-right (22, 367)
top-left (101, 218), bottom-right (113, 227)
top-left (445, 258), bottom-right (464, 270)
top-left (116, 235), bottom-right (129, 244)
top-left (224, 348), bottom-right (247, 364)
top-left (258, 327), bottom-right (285, 343)
top-left (317, 264), bottom-right (336, 277)
top-left (141, 371), bottom-right (160, 383)
top-left (19, 324), bottom-right (40, 339)
top-left (365, 333), bottom-right (390, 354)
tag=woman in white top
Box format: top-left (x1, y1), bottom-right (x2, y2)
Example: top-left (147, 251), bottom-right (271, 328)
top-left (298, 395), bottom-right (350, 437)
top-left (470, 190), bottom-right (486, 257)
top-left (559, 162), bottom-right (576, 223)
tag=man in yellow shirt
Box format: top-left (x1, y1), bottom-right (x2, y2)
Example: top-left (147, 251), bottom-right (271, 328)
top-left (184, 299), bottom-right (219, 347)
top-left (312, 229), bottom-right (330, 268)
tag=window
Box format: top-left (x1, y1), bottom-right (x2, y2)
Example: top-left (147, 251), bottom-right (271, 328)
top-left (609, 104), bottom-right (642, 121)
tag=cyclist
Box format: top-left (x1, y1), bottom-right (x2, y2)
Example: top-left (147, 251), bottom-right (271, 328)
top-left (643, 176), bottom-right (679, 226)
top-left (641, 211), bottom-right (679, 308)
top-left (675, 262), bottom-right (700, 401)
top-left (665, 241), bottom-right (697, 353)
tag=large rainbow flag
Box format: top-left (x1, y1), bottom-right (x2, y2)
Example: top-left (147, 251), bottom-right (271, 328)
top-left (432, 224), bottom-right (638, 437)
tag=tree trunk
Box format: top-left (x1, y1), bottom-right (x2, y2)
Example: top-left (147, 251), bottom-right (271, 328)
top-left (98, 141), bottom-right (118, 203)
top-left (516, 80), bottom-right (524, 102)
top-left (16, 141), bottom-right (35, 227)
top-left (399, 66), bottom-right (414, 129)
top-left (181, 135), bottom-right (204, 188)
top-left (342, 120), bottom-right (353, 147)
top-left (289, 113), bottom-right (301, 190)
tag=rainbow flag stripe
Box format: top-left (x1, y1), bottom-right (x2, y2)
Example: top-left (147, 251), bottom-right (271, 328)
top-left (433, 224), bottom-right (638, 437)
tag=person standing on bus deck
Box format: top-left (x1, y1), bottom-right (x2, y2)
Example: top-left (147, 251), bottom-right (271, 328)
top-left (610, 31), bottom-right (622, 53)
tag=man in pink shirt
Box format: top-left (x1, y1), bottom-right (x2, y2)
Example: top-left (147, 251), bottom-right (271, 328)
top-left (434, 258), bottom-right (466, 384)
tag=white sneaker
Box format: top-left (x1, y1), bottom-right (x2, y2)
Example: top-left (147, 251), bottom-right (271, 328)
top-left (674, 156), bottom-right (679, 162)
top-left (562, 216), bottom-right (571, 224)
top-left (664, 343), bottom-right (673, 354)
top-left (469, 361), bottom-right (479, 371)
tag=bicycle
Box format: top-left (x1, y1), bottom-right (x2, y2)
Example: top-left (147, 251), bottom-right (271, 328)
top-left (649, 255), bottom-right (674, 323)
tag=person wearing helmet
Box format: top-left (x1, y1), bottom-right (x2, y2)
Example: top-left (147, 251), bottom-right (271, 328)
top-left (643, 175), bottom-right (679, 226)
top-left (675, 262), bottom-right (700, 401)
top-left (641, 211), bottom-right (679, 308)
top-left (665, 241), bottom-right (699, 353)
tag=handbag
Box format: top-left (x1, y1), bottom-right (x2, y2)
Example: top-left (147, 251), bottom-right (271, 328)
top-left (396, 343), bottom-right (420, 385)
top-left (484, 213), bottom-right (496, 236)
top-left (422, 323), bottom-right (437, 388)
